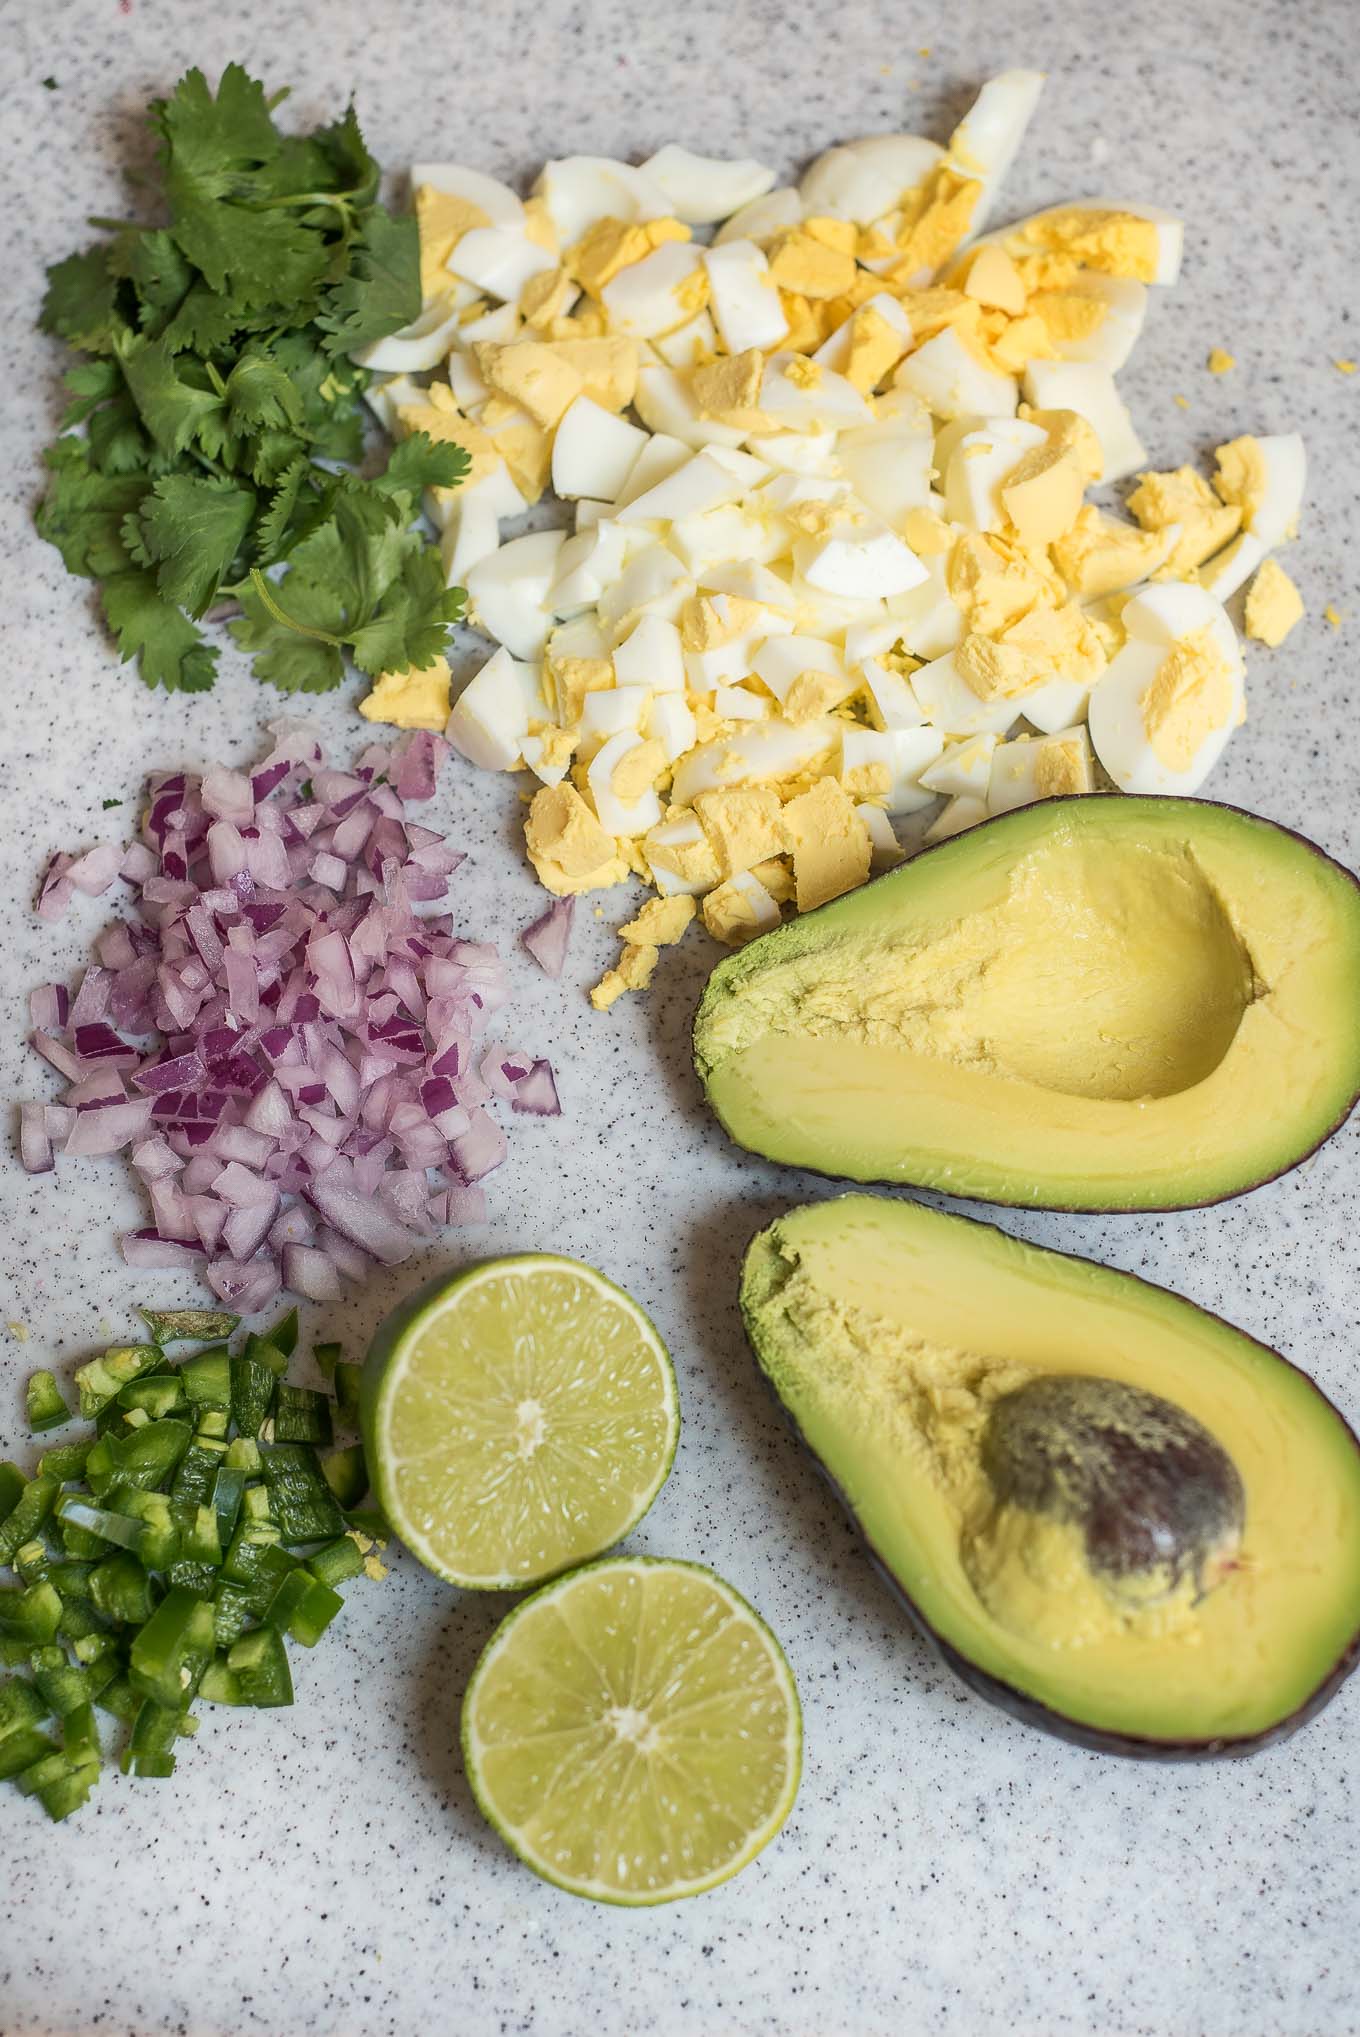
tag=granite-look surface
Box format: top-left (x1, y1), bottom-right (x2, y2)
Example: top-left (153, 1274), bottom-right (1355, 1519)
top-left (1, 2), bottom-right (1358, 2031)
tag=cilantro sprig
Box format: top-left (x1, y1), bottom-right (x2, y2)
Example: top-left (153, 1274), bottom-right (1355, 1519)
top-left (35, 64), bottom-right (468, 695)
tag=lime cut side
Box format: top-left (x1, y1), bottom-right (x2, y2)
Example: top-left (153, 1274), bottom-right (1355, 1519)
top-left (462, 1557), bottom-right (802, 1904)
top-left (364, 1256), bottom-right (679, 1589)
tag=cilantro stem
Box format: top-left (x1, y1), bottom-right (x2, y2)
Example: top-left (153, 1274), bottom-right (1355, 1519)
top-left (88, 215), bottom-right (149, 233)
top-left (204, 362), bottom-right (229, 399)
top-left (246, 569), bottom-right (345, 648)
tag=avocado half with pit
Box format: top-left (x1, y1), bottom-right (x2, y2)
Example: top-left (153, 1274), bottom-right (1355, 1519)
top-left (694, 797), bottom-right (1360, 1211)
top-left (742, 1194), bottom-right (1360, 1756)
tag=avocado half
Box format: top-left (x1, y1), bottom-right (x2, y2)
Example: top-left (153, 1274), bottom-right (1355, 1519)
top-left (741, 1194), bottom-right (1360, 1758)
top-left (694, 796), bottom-right (1360, 1211)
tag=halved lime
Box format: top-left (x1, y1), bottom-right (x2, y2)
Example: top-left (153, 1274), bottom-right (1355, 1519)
top-left (462, 1556), bottom-right (802, 1904)
top-left (362, 1256), bottom-right (679, 1589)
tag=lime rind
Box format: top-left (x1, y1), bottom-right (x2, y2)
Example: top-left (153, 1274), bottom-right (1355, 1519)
top-left (363, 1255), bottom-right (680, 1590)
top-left (461, 1555), bottom-right (802, 1906)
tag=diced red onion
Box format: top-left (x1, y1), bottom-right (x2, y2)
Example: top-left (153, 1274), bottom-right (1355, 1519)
top-left (20, 1103), bottom-right (54, 1174)
top-left (24, 725), bottom-right (551, 1307)
top-left (121, 1228), bottom-right (206, 1269)
top-left (281, 1243), bottom-right (344, 1301)
top-left (521, 898), bottom-right (575, 979)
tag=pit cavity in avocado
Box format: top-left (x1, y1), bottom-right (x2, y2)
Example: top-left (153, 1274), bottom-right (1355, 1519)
top-left (696, 797), bottom-right (1360, 1211)
top-left (740, 1194), bottom-right (1360, 1756)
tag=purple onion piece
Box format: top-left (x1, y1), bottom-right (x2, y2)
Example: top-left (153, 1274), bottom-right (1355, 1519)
top-left (521, 898), bottom-right (575, 979)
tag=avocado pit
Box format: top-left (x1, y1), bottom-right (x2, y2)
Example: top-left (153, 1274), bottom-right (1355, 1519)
top-left (965, 1375), bottom-right (1245, 1646)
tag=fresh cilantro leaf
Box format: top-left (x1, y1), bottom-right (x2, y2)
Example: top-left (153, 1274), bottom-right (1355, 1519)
top-left (374, 430), bottom-right (471, 508)
top-left (129, 473), bottom-right (256, 615)
top-left (110, 228), bottom-right (195, 331)
top-left (60, 359), bottom-right (122, 426)
top-left (100, 569), bottom-right (219, 691)
top-left (349, 544), bottom-right (465, 675)
top-left (101, 797), bottom-right (121, 808)
top-left (117, 331), bottom-right (224, 456)
top-left (311, 104), bottom-right (379, 208)
top-left (230, 571), bottom-right (347, 692)
top-left (35, 440), bottom-right (148, 577)
top-left (152, 63), bottom-right (281, 190)
top-left (40, 247), bottom-right (120, 349)
top-left (225, 346), bottom-right (303, 435)
top-left (161, 282), bottom-right (243, 354)
top-left (255, 457), bottom-right (314, 559)
top-left (316, 207), bottom-right (420, 355)
top-left (43, 77), bottom-right (58, 91)
top-left (87, 388), bottom-right (152, 475)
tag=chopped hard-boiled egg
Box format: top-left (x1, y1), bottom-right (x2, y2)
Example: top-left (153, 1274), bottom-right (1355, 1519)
top-left (357, 73), bottom-right (1308, 1007)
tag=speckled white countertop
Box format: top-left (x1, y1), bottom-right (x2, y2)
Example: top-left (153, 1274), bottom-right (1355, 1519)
top-left (1, 2), bottom-right (1358, 2032)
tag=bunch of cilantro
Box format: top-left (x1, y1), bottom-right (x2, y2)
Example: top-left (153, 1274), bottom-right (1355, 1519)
top-left (35, 64), bottom-right (468, 695)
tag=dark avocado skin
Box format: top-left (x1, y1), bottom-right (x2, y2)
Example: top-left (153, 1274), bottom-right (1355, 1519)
top-left (694, 795), bottom-right (1360, 1215)
top-left (740, 1203), bottom-right (1360, 1761)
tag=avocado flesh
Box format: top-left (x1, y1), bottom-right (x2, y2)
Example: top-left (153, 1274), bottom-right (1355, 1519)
top-left (741, 1195), bottom-right (1360, 1751)
top-left (696, 798), bottom-right (1360, 1210)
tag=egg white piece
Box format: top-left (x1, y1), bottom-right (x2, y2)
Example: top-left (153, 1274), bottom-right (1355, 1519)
top-left (447, 227), bottom-right (554, 302)
top-left (613, 433), bottom-right (694, 508)
top-left (549, 521), bottom-right (635, 613)
top-left (551, 397), bottom-right (650, 501)
top-left (987, 726), bottom-right (1094, 814)
top-left (355, 297), bottom-right (468, 374)
top-left (668, 504), bottom-right (789, 573)
top-left (534, 156), bottom-right (671, 243)
top-left (918, 732), bottom-right (999, 799)
top-left (744, 428), bottom-right (841, 475)
top-left (633, 361), bottom-right (747, 450)
top-left (588, 730), bottom-right (664, 835)
top-left (911, 648), bottom-right (1024, 737)
top-left (752, 634), bottom-right (848, 706)
top-left (457, 301), bottom-right (523, 346)
top-left (411, 163), bottom-right (525, 228)
top-left (1196, 532), bottom-right (1266, 602)
top-left (836, 433), bottom-right (935, 530)
top-left (725, 869), bottom-right (783, 934)
top-left (995, 199), bottom-right (1183, 286)
top-left (465, 530), bottom-right (567, 660)
top-left (896, 327), bottom-right (1019, 420)
top-left (796, 517), bottom-right (928, 600)
top-left (670, 716), bottom-right (840, 803)
top-left (446, 647), bottom-right (544, 771)
top-left (640, 144), bottom-right (777, 225)
top-left (887, 561), bottom-right (966, 660)
top-left (440, 493), bottom-right (501, 585)
top-left (759, 355), bottom-right (873, 431)
top-left (813, 292), bottom-right (912, 375)
top-left (1021, 360), bottom-right (1145, 481)
top-left (646, 812), bottom-right (714, 896)
top-left (857, 802), bottom-right (904, 868)
top-left (613, 614), bottom-right (687, 692)
top-left (947, 70), bottom-right (1046, 237)
top-left (703, 242), bottom-right (790, 354)
top-left (698, 559), bottom-right (800, 609)
top-left (1045, 272), bottom-right (1148, 372)
top-left (578, 686), bottom-right (653, 759)
top-left (842, 726), bottom-right (944, 813)
top-left (943, 417), bottom-right (1048, 531)
top-left (925, 794), bottom-right (989, 842)
top-left (446, 347), bottom-right (491, 411)
top-left (712, 186), bottom-right (804, 247)
top-left (712, 684), bottom-right (770, 722)
top-left (648, 691), bottom-right (701, 757)
top-left (362, 373), bottom-right (425, 436)
top-left (652, 309), bottom-right (719, 368)
top-left (798, 134), bottom-right (944, 226)
top-left (601, 243), bottom-right (706, 338)
top-left (596, 545), bottom-right (692, 636)
top-left (1087, 582), bottom-right (1245, 794)
top-left (617, 449), bottom-right (751, 524)
top-left (859, 656), bottom-right (926, 730)
top-left (1018, 672), bottom-right (1098, 735)
top-left (1232, 433), bottom-right (1307, 550)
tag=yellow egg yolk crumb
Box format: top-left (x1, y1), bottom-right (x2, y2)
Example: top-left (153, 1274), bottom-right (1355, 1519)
top-left (1139, 627), bottom-right (1235, 770)
top-left (1244, 558), bottom-right (1304, 647)
top-left (358, 658), bottom-right (452, 731)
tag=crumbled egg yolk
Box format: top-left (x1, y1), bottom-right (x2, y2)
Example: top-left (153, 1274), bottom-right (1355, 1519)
top-left (358, 658), bottom-right (452, 731)
top-left (1207, 347), bottom-right (1236, 375)
top-left (1139, 627), bottom-right (1237, 770)
top-left (385, 102), bottom-right (1309, 1008)
top-left (1244, 558), bottom-right (1304, 647)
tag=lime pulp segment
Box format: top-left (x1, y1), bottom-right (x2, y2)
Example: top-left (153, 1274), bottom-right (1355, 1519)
top-left (462, 1557), bottom-right (802, 1904)
top-left (365, 1256), bottom-right (679, 1589)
